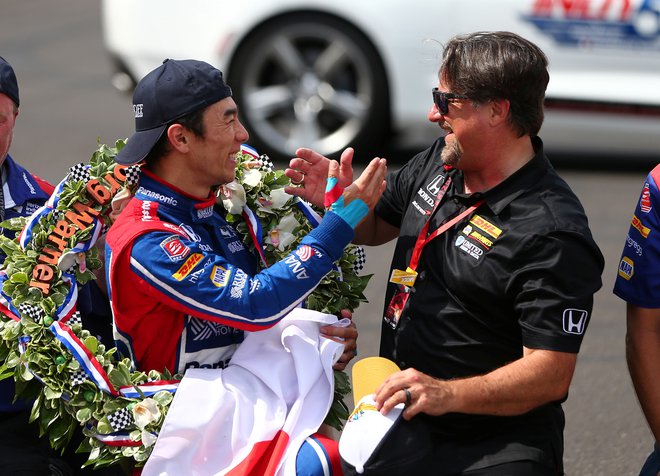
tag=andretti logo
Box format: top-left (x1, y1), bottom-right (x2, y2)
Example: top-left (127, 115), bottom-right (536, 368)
top-left (641, 183), bottom-right (652, 213)
top-left (160, 236), bottom-right (190, 262)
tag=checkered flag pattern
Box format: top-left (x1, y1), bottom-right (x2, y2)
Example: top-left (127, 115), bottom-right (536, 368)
top-left (70, 369), bottom-right (88, 387)
top-left (107, 407), bottom-right (135, 432)
top-left (67, 163), bottom-right (91, 184)
top-left (351, 246), bottom-right (367, 274)
top-left (64, 263), bottom-right (77, 275)
top-left (18, 303), bottom-right (44, 322)
top-left (259, 154), bottom-right (274, 172)
top-left (65, 311), bottom-right (82, 327)
top-left (123, 164), bottom-right (141, 187)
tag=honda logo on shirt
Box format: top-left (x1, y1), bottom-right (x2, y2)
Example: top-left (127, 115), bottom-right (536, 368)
top-left (562, 308), bottom-right (589, 335)
top-left (426, 174), bottom-right (445, 196)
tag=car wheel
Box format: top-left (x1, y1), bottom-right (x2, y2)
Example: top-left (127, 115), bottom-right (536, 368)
top-left (228, 12), bottom-right (390, 162)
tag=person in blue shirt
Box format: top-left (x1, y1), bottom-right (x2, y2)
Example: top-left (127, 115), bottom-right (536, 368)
top-left (614, 165), bottom-right (660, 476)
top-left (0, 55), bottom-right (117, 476)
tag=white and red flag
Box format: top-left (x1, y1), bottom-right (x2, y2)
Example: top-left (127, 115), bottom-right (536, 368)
top-left (143, 308), bottom-right (346, 476)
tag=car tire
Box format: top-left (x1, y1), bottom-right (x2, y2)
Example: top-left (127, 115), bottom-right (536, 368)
top-left (228, 12), bottom-right (390, 162)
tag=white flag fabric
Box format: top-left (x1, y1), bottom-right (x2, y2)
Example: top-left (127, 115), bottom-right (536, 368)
top-left (143, 308), bottom-right (346, 476)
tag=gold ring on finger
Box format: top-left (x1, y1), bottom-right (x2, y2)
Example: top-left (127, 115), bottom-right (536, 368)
top-left (291, 173), bottom-right (305, 185)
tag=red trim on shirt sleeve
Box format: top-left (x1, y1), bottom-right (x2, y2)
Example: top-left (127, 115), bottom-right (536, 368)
top-left (31, 174), bottom-right (55, 195)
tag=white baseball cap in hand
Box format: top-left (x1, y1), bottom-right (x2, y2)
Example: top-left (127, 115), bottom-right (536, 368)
top-left (339, 357), bottom-right (403, 473)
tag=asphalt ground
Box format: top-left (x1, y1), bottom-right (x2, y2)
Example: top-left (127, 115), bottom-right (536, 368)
top-left (1, 1), bottom-right (655, 474)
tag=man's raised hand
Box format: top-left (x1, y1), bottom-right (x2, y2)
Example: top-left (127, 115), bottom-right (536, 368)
top-left (325, 157), bottom-right (386, 229)
top-left (285, 147), bottom-right (356, 208)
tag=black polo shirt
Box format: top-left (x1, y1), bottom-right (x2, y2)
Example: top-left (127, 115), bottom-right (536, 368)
top-left (374, 137), bottom-right (604, 466)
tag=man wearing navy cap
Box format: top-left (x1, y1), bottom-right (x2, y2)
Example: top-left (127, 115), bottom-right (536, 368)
top-left (0, 54), bottom-right (61, 476)
top-left (0, 55), bottom-right (119, 476)
top-left (105, 58), bottom-right (386, 474)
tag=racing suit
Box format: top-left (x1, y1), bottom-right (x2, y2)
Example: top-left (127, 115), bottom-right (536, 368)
top-left (0, 155), bottom-right (52, 412)
top-left (105, 170), bottom-right (354, 374)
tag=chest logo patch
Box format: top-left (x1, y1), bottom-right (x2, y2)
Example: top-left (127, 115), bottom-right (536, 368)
top-left (455, 235), bottom-right (483, 260)
top-left (469, 215), bottom-right (502, 239)
top-left (196, 206), bottom-right (213, 219)
top-left (189, 319), bottom-right (238, 342)
top-left (160, 236), bottom-right (190, 262)
top-left (461, 225), bottom-right (494, 250)
top-left (210, 265), bottom-right (231, 287)
top-left (219, 226), bottom-right (237, 238)
top-left (24, 202), bottom-right (42, 215)
top-left (179, 223), bottom-right (201, 242)
top-left (426, 174), bottom-right (445, 195)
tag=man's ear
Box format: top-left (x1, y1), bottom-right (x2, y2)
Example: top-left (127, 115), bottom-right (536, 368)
top-left (167, 123), bottom-right (189, 152)
top-left (488, 98), bottom-right (510, 127)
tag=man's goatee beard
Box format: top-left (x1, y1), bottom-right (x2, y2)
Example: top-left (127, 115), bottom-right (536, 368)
top-left (441, 140), bottom-right (461, 167)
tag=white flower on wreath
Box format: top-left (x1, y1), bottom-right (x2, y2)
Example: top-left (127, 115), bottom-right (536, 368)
top-left (141, 430), bottom-right (158, 448)
top-left (242, 169), bottom-right (263, 188)
top-left (220, 181), bottom-right (247, 214)
top-left (265, 213), bottom-right (299, 251)
top-left (132, 398), bottom-right (161, 429)
top-left (57, 251), bottom-right (87, 272)
top-left (257, 188), bottom-right (292, 213)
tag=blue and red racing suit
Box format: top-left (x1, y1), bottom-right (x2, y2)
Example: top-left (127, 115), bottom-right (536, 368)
top-left (105, 170), bottom-right (353, 374)
top-left (614, 164), bottom-right (660, 307)
top-left (0, 155), bottom-right (53, 412)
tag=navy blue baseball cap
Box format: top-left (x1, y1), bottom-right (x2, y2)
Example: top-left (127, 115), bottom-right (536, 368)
top-left (115, 58), bottom-right (233, 165)
top-left (0, 56), bottom-right (19, 107)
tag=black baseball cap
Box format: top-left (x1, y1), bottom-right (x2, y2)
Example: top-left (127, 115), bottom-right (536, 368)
top-left (115, 58), bottom-right (233, 165)
top-left (0, 56), bottom-right (19, 107)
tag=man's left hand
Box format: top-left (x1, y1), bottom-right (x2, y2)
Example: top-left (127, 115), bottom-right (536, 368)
top-left (320, 309), bottom-right (358, 371)
top-left (375, 368), bottom-right (455, 420)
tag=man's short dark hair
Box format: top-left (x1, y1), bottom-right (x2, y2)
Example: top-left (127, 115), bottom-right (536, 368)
top-left (440, 31), bottom-right (549, 137)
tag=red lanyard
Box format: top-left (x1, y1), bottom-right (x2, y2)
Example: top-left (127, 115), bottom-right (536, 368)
top-left (406, 176), bottom-right (484, 272)
top-left (383, 177), bottom-right (484, 329)
top-left (408, 199), bottom-right (485, 272)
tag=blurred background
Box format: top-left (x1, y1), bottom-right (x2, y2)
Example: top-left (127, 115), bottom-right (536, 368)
top-left (2, 1), bottom-right (660, 475)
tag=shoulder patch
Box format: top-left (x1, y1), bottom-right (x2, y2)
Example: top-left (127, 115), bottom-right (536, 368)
top-left (640, 183), bottom-right (652, 213)
top-left (618, 256), bottom-right (634, 280)
top-left (160, 235), bottom-right (191, 262)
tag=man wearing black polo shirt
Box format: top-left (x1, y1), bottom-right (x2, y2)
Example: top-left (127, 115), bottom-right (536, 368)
top-left (285, 31), bottom-right (604, 475)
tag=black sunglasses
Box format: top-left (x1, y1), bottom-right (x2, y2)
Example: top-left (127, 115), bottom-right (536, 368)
top-left (432, 88), bottom-right (469, 115)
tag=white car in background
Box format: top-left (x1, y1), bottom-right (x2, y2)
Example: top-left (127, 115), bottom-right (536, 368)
top-left (102, 0), bottom-right (660, 162)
